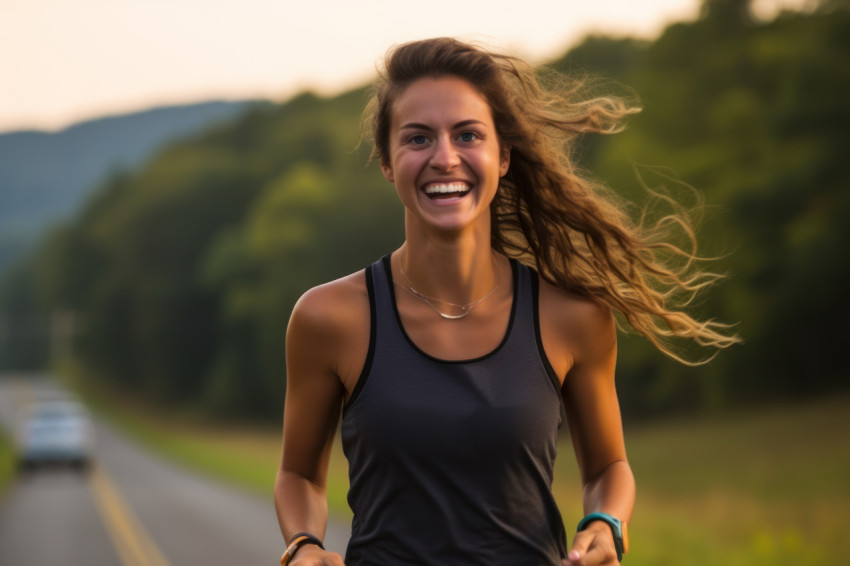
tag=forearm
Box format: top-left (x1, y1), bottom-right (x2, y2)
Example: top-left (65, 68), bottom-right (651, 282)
top-left (581, 459), bottom-right (635, 523)
top-left (275, 469), bottom-right (330, 542)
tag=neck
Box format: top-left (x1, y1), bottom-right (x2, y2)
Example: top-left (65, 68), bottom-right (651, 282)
top-left (399, 221), bottom-right (499, 306)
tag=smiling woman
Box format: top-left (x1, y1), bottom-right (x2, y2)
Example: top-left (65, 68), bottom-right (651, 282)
top-left (273, 37), bottom-right (739, 566)
top-left (380, 76), bottom-right (509, 240)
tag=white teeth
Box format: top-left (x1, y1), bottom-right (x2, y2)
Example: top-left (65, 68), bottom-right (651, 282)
top-left (424, 182), bottom-right (470, 195)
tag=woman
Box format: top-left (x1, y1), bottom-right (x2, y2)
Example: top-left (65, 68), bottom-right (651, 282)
top-left (274, 38), bottom-right (736, 565)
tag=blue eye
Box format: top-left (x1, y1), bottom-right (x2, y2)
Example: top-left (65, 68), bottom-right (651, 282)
top-left (409, 135), bottom-right (428, 145)
top-left (458, 132), bottom-right (478, 142)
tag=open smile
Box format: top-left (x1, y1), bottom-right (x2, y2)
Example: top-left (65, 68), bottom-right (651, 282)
top-left (422, 181), bottom-right (472, 201)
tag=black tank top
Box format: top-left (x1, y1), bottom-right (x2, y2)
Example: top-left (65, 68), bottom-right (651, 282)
top-left (341, 255), bottom-right (567, 565)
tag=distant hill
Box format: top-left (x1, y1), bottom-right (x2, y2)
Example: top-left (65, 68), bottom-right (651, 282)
top-left (0, 100), bottom-right (267, 271)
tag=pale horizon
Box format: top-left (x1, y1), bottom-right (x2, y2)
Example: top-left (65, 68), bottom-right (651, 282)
top-left (0, 0), bottom-right (810, 134)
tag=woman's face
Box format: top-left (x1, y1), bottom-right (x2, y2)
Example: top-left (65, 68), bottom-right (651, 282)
top-left (381, 75), bottom-right (510, 234)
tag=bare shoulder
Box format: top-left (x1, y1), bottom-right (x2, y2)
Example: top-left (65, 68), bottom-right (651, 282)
top-left (537, 276), bottom-right (616, 369)
top-left (287, 269), bottom-right (371, 392)
top-left (289, 269), bottom-right (370, 339)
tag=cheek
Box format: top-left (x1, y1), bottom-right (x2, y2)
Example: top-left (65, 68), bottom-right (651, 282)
top-left (481, 151), bottom-right (506, 181)
top-left (394, 153), bottom-right (427, 182)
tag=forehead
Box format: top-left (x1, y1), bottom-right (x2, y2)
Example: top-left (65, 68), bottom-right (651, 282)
top-left (390, 76), bottom-right (494, 129)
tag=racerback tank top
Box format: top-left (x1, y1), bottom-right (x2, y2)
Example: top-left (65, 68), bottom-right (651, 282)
top-left (341, 255), bottom-right (568, 565)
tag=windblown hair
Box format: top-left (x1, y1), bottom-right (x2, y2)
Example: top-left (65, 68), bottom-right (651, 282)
top-left (363, 37), bottom-right (739, 363)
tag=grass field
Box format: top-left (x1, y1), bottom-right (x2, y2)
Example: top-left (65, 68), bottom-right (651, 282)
top-left (553, 399), bottom-right (848, 565)
top-left (0, 429), bottom-right (14, 498)
top-left (64, 365), bottom-right (848, 564)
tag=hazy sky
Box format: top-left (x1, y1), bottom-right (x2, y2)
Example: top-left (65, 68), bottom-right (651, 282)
top-left (0, 0), bottom-right (808, 133)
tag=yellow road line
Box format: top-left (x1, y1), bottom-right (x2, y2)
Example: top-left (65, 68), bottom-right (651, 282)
top-left (9, 378), bottom-right (169, 565)
top-left (89, 464), bottom-right (171, 566)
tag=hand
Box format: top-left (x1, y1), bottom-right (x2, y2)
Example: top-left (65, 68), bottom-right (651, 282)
top-left (290, 545), bottom-right (346, 566)
top-left (561, 521), bottom-right (620, 565)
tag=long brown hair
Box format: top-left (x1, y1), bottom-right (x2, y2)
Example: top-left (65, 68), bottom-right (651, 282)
top-left (363, 37), bottom-right (739, 363)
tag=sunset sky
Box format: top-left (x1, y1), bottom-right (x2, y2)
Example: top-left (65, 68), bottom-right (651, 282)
top-left (0, 0), bottom-right (809, 133)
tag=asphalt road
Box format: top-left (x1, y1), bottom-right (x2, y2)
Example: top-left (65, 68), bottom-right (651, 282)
top-left (0, 374), bottom-right (351, 566)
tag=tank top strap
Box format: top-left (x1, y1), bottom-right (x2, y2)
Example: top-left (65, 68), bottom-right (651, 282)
top-left (342, 255), bottom-right (403, 413)
top-left (373, 255), bottom-right (397, 328)
top-left (372, 254), bottom-right (408, 346)
top-left (504, 259), bottom-right (565, 407)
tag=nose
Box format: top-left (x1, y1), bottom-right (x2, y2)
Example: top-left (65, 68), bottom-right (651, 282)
top-left (429, 136), bottom-right (461, 171)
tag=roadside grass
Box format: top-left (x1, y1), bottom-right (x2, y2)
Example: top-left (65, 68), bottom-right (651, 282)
top-left (0, 430), bottom-right (14, 499)
top-left (61, 361), bottom-right (848, 563)
top-left (549, 398), bottom-right (849, 565)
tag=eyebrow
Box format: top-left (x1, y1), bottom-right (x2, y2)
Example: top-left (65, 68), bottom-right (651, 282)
top-left (399, 119), bottom-right (488, 131)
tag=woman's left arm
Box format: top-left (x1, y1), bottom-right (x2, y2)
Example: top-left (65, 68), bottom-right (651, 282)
top-left (543, 292), bottom-right (634, 565)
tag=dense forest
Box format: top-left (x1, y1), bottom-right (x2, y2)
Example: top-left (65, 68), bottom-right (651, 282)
top-left (0, 100), bottom-right (256, 272)
top-left (1, 0), bottom-right (847, 421)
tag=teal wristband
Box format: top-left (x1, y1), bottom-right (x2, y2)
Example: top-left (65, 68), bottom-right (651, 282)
top-left (577, 512), bottom-right (627, 562)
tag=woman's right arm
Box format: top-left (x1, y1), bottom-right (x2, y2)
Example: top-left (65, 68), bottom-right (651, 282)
top-left (274, 285), bottom-right (348, 565)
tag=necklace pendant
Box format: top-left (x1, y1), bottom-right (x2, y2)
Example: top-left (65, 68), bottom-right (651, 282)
top-left (438, 306), bottom-right (471, 320)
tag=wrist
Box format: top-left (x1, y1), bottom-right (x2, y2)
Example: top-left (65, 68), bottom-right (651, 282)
top-left (577, 512), bottom-right (628, 562)
top-left (289, 544), bottom-right (324, 564)
top-left (280, 532), bottom-right (324, 565)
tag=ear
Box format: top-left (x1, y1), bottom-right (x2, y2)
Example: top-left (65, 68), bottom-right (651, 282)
top-left (380, 159), bottom-right (395, 184)
top-left (499, 145), bottom-right (511, 177)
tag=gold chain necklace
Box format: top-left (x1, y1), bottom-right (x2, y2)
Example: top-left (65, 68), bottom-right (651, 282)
top-left (395, 254), bottom-right (502, 320)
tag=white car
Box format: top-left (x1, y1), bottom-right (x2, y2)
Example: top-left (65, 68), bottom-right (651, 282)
top-left (14, 399), bottom-right (95, 472)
